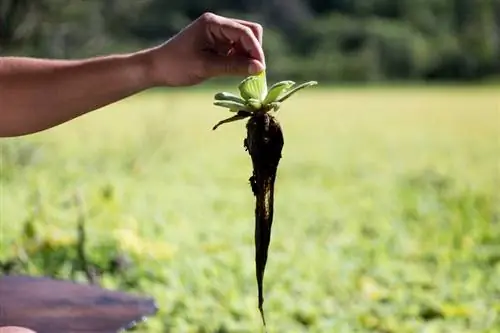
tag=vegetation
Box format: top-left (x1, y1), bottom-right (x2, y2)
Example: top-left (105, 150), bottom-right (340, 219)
top-left (1, 0), bottom-right (500, 83)
top-left (1, 2), bottom-right (499, 331)
top-left (1, 86), bottom-right (499, 332)
top-left (212, 71), bottom-right (318, 326)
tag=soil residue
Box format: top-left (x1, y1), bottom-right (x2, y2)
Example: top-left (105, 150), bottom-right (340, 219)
top-left (243, 112), bottom-right (284, 327)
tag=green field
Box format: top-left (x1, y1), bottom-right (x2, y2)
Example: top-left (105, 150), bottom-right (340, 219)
top-left (1, 86), bottom-right (499, 332)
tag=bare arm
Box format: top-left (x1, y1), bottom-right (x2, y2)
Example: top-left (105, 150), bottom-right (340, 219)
top-left (0, 13), bottom-right (265, 138)
top-left (0, 52), bottom-right (152, 137)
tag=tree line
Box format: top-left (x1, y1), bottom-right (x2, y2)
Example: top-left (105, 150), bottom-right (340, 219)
top-left (1, 0), bottom-right (499, 83)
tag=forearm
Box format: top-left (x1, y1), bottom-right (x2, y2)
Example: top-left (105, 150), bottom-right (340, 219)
top-left (0, 51), bottom-right (154, 137)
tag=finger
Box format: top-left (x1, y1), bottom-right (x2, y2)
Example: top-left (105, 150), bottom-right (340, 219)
top-left (217, 23), bottom-right (265, 67)
top-left (231, 19), bottom-right (263, 45)
top-left (203, 13), bottom-right (265, 65)
top-left (229, 19), bottom-right (265, 66)
top-left (204, 54), bottom-right (264, 77)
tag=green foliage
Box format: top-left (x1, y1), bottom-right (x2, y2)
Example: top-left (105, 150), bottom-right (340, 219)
top-left (1, 0), bottom-right (499, 82)
top-left (1, 86), bottom-right (499, 332)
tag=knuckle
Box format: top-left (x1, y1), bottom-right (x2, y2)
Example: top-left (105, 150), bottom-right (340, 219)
top-left (242, 26), bottom-right (253, 37)
top-left (253, 23), bottom-right (263, 35)
top-left (200, 12), bottom-right (217, 23)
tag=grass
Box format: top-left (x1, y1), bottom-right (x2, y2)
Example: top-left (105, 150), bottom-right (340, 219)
top-left (1, 85), bottom-right (499, 332)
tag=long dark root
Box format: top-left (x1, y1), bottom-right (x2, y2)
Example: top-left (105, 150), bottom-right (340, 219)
top-left (244, 112), bottom-right (284, 328)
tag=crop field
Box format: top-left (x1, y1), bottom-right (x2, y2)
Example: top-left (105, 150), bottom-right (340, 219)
top-left (1, 85), bottom-right (499, 332)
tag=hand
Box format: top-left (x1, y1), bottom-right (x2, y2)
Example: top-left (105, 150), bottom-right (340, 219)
top-left (145, 12), bottom-right (266, 87)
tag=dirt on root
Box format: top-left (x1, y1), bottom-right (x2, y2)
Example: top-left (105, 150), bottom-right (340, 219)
top-left (244, 112), bottom-right (284, 327)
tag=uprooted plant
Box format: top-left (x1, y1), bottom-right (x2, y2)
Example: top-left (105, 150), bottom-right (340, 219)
top-left (211, 71), bottom-right (318, 327)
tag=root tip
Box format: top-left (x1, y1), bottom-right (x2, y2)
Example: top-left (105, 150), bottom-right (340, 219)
top-left (259, 306), bottom-right (267, 328)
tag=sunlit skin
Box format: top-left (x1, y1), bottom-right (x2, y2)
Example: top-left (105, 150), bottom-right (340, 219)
top-left (0, 13), bottom-right (265, 138)
top-left (0, 12), bottom-right (265, 333)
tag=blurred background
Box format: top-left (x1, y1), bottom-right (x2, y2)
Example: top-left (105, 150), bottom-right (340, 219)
top-left (1, 0), bottom-right (500, 83)
top-left (1, 1), bottom-right (500, 333)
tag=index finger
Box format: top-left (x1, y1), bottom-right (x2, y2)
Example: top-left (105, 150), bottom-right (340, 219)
top-left (204, 14), bottom-right (265, 65)
top-left (232, 18), bottom-right (263, 45)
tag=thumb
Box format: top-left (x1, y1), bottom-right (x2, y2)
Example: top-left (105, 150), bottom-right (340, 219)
top-left (205, 55), bottom-right (264, 77)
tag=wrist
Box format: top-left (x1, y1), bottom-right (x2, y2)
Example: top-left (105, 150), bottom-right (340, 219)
top-left (126, 48), bottom-right (159, 90)
top-left (135, 41), bottom-right (185, 87)
top-left (131, 44), bottom-right (168, 88)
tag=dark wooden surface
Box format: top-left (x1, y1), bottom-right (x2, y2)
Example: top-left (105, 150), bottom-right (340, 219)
top-left (0, 275), bottom-right (158, 333)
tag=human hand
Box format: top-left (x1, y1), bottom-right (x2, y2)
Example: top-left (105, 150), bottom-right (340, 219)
top-left (144, 12), bottom-right (266, 87)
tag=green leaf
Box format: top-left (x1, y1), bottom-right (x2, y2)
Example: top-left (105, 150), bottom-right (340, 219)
top-left (269, 102), bottom-right (281, 112)
top-left (263, 81), bottom-right (295, 104)
top-left (212, 113), bottom-right (251, 130)
top-left (246, 98), bottom-right (262, 110)
top-left (238, 71), bottom-right (267, 101)
top-left (214, 92), bottom-right (247, 104)
top-left (276, 81), bottom-right (318, 103)
top-left (213, 101), bottom-right (253, 112)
